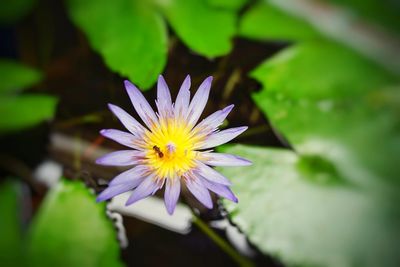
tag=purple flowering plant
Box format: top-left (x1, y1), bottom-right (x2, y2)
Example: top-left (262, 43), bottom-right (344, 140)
top-left (96, 75), bottom-right (251, 214)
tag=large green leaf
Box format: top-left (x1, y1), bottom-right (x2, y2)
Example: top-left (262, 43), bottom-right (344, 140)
top-left (206, 0), bottom-right (248, 10)
top-left (0, 0), bottom-right (36, 24)
top-left (67, 0), bottom-right (167, 89)
top-left (67, 0), bottom-right (241, 86)
top-left (27, 179), bottom-right (123, 267)
top-left (0, 59), bottom-right (43, 95)
top-left (220, 145), bottom-right (400, 267)
top-left (328, 0), bottom-right (400, 34)
top-left (0, 181), bottom-right (23, 266)
top-left (239, 1), bottom-right (320, 41)
top-left (251, 40), bottom-right (400, 186)
top-left (0, 94), bottom-right (57, 133)
top-left (160, 0), bottom-right (237, 57)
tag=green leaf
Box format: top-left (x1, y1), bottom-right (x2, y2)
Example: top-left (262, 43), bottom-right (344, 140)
top-left (206, 0), bottom-right (248, 10)
top-left (67, 0), bottom-right (167, 89)
top-left (27, 180), bottom-right (123, 267)
top-left (160, 0), bottom-right (237, 57)
top-left (0, 94), bottom-right (57, 133)
top-left (0, 0), bottom-right (36, 24)
top-left (0, 59), bottom-right (43, 95)
top-left (0, 180), bottom-right (23, 266)
top-left (239, 1), bottom-right (320, 41)
top-left (67, 0), bottom-right (243, 84)
top-left (328, 0), bottom-right (400, 34)
top-left (220, 145), bottom-right (400, 267)
top-left (251, 40), bottom-right (400, 185)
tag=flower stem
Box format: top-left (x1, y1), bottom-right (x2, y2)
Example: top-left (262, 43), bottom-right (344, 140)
top-left (192, 213), bottom-right (255, 267)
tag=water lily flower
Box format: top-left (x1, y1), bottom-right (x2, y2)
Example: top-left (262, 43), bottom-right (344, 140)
top-left (96, 75), bottom-right (251, 214)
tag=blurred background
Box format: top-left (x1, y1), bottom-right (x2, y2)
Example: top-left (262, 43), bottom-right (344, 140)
top-left (0, 0), bottom-right (399, 266)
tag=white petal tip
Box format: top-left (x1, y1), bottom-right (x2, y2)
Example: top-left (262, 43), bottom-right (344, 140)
top-left (166, 208), bottom-right (175, 215)
top-left (204, 202), bottom-right (213, 209)
top-left (107, 103), bottom-right (120, 114)
top-left (240, 158), bottom-right (253, 166)
top-left (124, 79), bottom-right (133, 86)
top-left (158, 75), bottom-right (167, 86)
top-left (96, 193), bottom-right (110, 202)
top-left (225, 104), bottom-right (234, 111)
top-left (124, 80), bottom-right (138, 91)
top-left (125, 200), bottom-right (134, 206)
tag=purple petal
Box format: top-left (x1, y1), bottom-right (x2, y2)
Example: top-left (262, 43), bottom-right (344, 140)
top-left (164, 178), bottom-right (181, 215)
top-left (175, 75), bottom-right (191, 117)
top-left (156, 75), bottom-right (172, 117)
top-left (184, 174), bottom-right (213, 209)
top-left (201, 152), bottom-right (252, 166)
top-left (199, 176), bottom-right (238, 203)
top-left (194, 104), bottom-right (234, 135)
top-left (197, 126), bottom-right (248, 149)
top-left (109, 165), bottom-right (149, 186)
top-left (97, 181), bottom-right (140, 202)
top-left (125, 176), bottom-right (161, 206)
top-left (108, 104), bottom-right (145, 135)
top-left (195, 161), bottom-right (232, 185)
top-left (96, 150), bottom-right (145, 166)
top-left (187, 76), bottom-right (212, 127)
top-left (124, 80), bottom-right (158, 128)
top-left (100, 129), bottom-right (144, 150)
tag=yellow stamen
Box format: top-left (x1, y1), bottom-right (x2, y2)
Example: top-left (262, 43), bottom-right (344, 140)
top-left (144, 118), bottom-right (203, 179)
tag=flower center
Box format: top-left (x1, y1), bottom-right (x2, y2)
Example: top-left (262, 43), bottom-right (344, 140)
top-left (144, 119), bottom-right (200, 179)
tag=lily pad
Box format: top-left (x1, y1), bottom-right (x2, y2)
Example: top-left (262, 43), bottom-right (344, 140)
top-left (27, 179), bottom-right (123, 267)
top-left (0, 59), bottom-right (42, 95)
top-left (239, 1), bottom-right (320, 41)
top-left (0, 94), bottom-right (57, 133)
top-left (220, 145), bottom-right (400, 267)
top-left (206, 0), bottom-right (248, 10)
top-left (158, 0), bottom-right (237, 58)
top-left (0, 181), bottom-right (23, 266)
top-left (328, 0), bottom-right (400, 34)
top-left (67, 0), bottom-right (242, 88)
top-left (251, 40), bottom-right (400, 186)
top-left (67, 0), bottom-right (167, 89)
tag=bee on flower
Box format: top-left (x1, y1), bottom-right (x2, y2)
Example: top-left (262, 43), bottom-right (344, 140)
top-left (96, 75), bottom-right (251, 214)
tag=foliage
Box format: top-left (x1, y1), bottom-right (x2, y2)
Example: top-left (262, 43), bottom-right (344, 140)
top-left (0, 59), bottom-right (42, 94)
top-left (328, 0), bottom-right (400, 34)
top-left (220, 145), bottom-right (400, 267)
top-left (0, 60), bottom-right (57, 134)
top-left (0, 181), bottom-right (23, 266)
top-left (0, 94), bottom-right (57, 133)
top-left (66, 0), bottom-right (241, 89)
top-left (239, 1), bottom-right (320, 41)
top-left (251, 40), bottom-right (399, 185)
top-left (0, 179), bottom-right (123, 267)
top-left (0, 0), bottom-right (37, 24)
top-left (206, 0), bottom-right (248, 10)
top-left (1, 0), bottom-right (399, 266)
top-left (67, 0), bottom-right (167, 89)
top-left (218, 3), bottom-right (400, 266)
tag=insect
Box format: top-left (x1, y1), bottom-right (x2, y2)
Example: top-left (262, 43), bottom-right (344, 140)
top-left (153, 145), bottom-right (164, 158)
